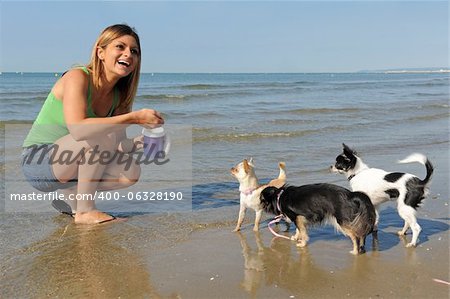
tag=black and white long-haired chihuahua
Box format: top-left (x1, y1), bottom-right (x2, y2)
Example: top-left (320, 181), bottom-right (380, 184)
top-left (331, 144), bottom-right (434, 247)
top-left (260, 184), bottom-right (376, 255)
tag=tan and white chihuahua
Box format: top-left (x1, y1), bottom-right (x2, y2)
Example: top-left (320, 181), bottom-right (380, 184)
top-left (231, 158), bottom-right (286, 232)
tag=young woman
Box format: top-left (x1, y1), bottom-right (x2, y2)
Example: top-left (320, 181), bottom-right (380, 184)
top-left (21, 24), bottom-right (163, 224)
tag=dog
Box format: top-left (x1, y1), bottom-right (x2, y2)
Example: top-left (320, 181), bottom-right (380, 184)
top-left (331, 144), bottom-right (434, 247)
top-left (260, 184), bottom-right (375, 255)
top-left (231, 158), bottom-right (286, 232)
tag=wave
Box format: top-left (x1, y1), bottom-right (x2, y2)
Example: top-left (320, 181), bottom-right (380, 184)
top-left (325, 81), bottom-right (390, 90)
top-left (171, 81), bottom-right (318, 91)
top-left (413, 92), bottom-right (448, 97)
top-left (361, 138), bottom-right (449, 156)
top-left (0, 90), bottom-right (48, 97)
top-left (399, 101), bottom-right (450, 111)
top-left (193, 126), bottom-right (346, 143)
top-left (0, 120), bottom-right (33, 124)
top-left (191, 112), bottom-right (225, 119)
top-left (137, 90), bottom-right (255, 101)
top-left (236, 82), bottom-right (315, 89)
top-left (267, 118), bottom-right (317, 125)
top-left (406, 81), bottom-right (449, 87)
top-left (293, 81), bottom-right (318, 85)
top-left (180, 84), bottom-right (225, 90)
top-left (192, 127), bottom-right (216, 132)
top-left (194, 131), bottom-right (300, 143)
top-left (420, 103), bottom-right (449, 109)
top-left (0, 95), bottom-right (47, 102)
top-left (192, 108), bottom-right (448, 144)
top-left (137, 94), bottom-right (188, 100)
top-left (405, 113), bottom-right (450, 122)
top-left (284, 107), bottom-right (360, 115)
top-left (326, 78), bottom-right (449, 91)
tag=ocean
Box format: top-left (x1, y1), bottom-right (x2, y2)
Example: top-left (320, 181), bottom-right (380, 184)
top-left (2, 71), bottom-right (448, 188)
top-left (2, 71), bottom-right (449, 213)
top-left (2, 71), bottom-right (449, 186)
top-left (1, 72), bottom-right (449, 298)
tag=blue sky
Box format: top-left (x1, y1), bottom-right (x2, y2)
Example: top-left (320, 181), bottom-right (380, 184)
top-left (0, 1), bottom-right (448, 73)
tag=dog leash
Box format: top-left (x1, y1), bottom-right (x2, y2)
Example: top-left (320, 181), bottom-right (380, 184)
top-left (268, 216), bottom-right (291, 240)
top-left (268, 189), bottom-right (291, 240)
top-left (276, 189), bottom-right (284, 213)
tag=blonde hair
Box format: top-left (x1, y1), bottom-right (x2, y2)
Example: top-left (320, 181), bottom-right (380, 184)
top-left (86, 24), bottom-right (141, 113)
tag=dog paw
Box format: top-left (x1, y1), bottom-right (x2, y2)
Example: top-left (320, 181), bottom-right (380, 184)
top-left (397, 230), bottom-right (407, 236)
top-left (406, 242), bottom-right (416, 248)
top-left (252, 227), bottom-right (259, 232)
top-left (349, 250), bottom-right (359, 255)
top-left (232, 227), bottom-right (241, 232)
top-left (290, 235), bottom-right (298, 241)
top-left (296, 240), bottom-right (307, 248)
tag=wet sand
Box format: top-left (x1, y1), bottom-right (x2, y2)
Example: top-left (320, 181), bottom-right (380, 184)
top-left (1, 194), bottom-right (449, 299)
top-left (150, 227), bottom-right (450, 298)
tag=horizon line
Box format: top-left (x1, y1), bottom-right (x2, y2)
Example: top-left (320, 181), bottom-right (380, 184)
top-left (1, 69), bottom-right (449, 75)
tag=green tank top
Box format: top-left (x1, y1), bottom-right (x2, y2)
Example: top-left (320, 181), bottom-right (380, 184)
top-left (23, 67), bottom-right (119, 147)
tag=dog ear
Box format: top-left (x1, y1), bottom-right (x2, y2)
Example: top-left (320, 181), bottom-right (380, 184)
top-left (243, 159), bottom-right (250, 173)
top-left (248, 157), bottom-right (255, 167)
top-left (342, 143), bottom-right (356, 157)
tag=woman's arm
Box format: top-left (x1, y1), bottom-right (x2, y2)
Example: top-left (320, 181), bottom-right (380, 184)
top-left (114, 106), bottom-right (144, 153)
top-left (61, 69), bottom-right (163, 141)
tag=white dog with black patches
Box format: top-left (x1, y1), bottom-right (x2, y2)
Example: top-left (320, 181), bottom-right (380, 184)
top-left (231, 158), bottom-right (286, 232)
top-left (331, 144), bottom-right (434, 247)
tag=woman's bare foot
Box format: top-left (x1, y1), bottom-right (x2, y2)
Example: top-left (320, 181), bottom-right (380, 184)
top-left (74, 210), bottom-right (122, 224)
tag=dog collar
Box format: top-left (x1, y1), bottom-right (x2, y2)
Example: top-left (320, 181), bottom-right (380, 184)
top-left (348, 174), bottom-right (356, 181)
top-left (240, 187), bottom-right (257, 196)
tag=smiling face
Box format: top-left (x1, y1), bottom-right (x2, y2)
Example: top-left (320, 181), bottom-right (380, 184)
top-left (87, 24), bottom-right (142, 111)
top-left (97, 34), bottom-right (140, 79)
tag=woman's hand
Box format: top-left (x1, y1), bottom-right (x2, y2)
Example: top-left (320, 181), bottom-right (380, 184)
top-left (134, 109), bottom-right (164, 127)
top-left (118, 135), bottom-right (144, 153)
top-left (131, 135), bottom-right (144, 152)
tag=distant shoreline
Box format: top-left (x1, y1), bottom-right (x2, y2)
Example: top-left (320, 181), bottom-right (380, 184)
top-left (383, 69), bottom-right (450, 74)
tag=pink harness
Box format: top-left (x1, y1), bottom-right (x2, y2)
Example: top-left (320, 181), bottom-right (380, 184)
top-left (267, 189), bottom-right (291, 240)
top-left (240, 187), bottom-right (258, 196)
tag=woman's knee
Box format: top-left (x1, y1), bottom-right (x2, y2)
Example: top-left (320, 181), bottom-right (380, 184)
top-left (120, 161), bottom-right (141, 187)
top-left (128, 162), bottom-right (141, 183)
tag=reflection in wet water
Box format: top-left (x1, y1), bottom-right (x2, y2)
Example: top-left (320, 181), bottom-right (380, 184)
top-left (235, 225), bottom-right (449, 298)
top-left (17, 224), bottom-right (159, 298)
top-left (1, 215), bottom-right (191, 298)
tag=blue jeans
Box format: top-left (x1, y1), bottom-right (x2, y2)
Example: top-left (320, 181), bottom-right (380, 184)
top-left (21, 144), bottom-right (77, 192)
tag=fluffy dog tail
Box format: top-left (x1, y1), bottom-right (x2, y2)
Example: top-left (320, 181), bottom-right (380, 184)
top-left (398, 153), bottom-right (434, 185)
top-left (350, 192), bottom-right (376, 237)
